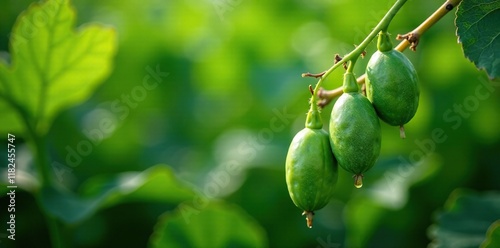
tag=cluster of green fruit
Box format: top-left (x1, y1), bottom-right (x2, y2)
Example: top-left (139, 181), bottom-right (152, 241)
top-left (285, 31), bottom-right (419, 228)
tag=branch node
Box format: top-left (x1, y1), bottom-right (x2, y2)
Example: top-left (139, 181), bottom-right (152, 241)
top-left (334, 54), bottom-right (343, 64)
top-left (336, 53), bottom-right (348, 69)
top-left (354, 45), bottom-right (367, 58)
top-left (396, 32), bottom-right (420, 51)
top-left (317, 88), bottom-right (332, 108)
top-left (317, 99), bottom-right (329, 108)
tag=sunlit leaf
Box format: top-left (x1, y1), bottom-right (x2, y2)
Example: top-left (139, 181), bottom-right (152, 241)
top-left (150, 202), bottom-right (268, 248)
top-left (0, 0), bottom-right (117, 135)
top-left (456, 0), bottom-right (500, 79)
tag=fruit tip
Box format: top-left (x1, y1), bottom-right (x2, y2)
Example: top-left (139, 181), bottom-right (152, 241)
top-left (302, 211), bottom-right (314, 228)
top-left (354, 174), bottom-right (363, 188)
top-left (400, 125), bottom-right (406, 139)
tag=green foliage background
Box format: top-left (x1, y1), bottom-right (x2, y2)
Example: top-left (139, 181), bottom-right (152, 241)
top-left (0, 0), bottom-right (499, 247)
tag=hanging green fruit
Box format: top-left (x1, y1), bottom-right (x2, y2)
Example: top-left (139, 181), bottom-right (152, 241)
top-left (286, 105), bottom-right (338, 228)
top-left (329, 72), bottom-right (381, 188)
top-left (365, 30), bottom-right (420, 138)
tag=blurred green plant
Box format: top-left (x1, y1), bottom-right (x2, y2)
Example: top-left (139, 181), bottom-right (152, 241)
top-left (0, 0), bottom-right (116, 246)
top-left (0, 0), bottom-right (498, 247)
top-left (150, 202), bottom-right (268, 248)
top-left (428, 189), bottom-right (500, 248)
top-left (0, 2), bottom-right (269, 246)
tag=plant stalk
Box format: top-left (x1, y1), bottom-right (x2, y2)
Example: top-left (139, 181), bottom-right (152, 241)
top-left (310, 0), bottom-right (409, 105)
top-left (1, 92), bottom-right (62, 248)
top-left (17, 107), bottom-right (64, 247)
top-left (318, 0), bottom-right (463, 103)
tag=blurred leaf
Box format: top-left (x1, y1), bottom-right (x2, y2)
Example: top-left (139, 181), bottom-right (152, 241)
top-left (344, 197), bottom-right (386, 248)
top-left (428, 189), bottom-right (500, 248)
top-left (41, 165), bottom-right (194, 224)
top-left (367, 155), bottom-right (442, 209)
top-left (0, 0), bottom-right (116, 134)
top-left (80, 164), bottom-right (196, 206)
top-left (481, 220), bottom-right (500, 248)
top-left (150, 202), bottom-right (268, 248)
top-left (456, 0), bottom-right (500, 79)
top-left (40, 185), bottom-right (106, 224)
top-left (344, 155), bottom-right (442, 247)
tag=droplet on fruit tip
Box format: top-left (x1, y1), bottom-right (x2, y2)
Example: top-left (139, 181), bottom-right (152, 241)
top-left (354, 174), bottom-right (363, 188)
top-left (400, 125), bottom-right (406, 139)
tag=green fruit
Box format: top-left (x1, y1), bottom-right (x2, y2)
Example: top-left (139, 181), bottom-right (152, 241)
top-left (330, 72), bottom-right (381, 188)
top-left (286, 108), bottom-right (338, 228)
top-left (365, 31), bottom-right (419, 138)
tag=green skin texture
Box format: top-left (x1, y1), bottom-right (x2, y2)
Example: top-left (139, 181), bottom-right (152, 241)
top-left (286, 128), bottom-right (338, 211)
top-left (365, 49), bottom-right (419, 126)
top-left (329, 93), bottom-right (381, 175)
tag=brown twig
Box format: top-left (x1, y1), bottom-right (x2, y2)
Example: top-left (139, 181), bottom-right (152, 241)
top-left (302, 72), bottom-right (325, 78)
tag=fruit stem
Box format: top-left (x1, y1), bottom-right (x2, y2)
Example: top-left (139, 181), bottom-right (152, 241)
top-left (305, 106), bottom-right (323, 129)
top-left (342, 61), bottom-right (359, 93)
top-left (309, 0), bottom-right (408, 99)
top-left (346, 59), bottom-right (357, 73)
top-left (315, 0), bottom-right (463, 106)
top-left (306, 85), bottom-right (323, 129)
top-left (377, 31), bottom-right (393, 52)
top-left (302, 211), bottom-right (315, 228)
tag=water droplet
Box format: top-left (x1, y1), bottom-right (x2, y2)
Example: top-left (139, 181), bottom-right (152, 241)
top-left (354, 174), bottom-right (363, 188)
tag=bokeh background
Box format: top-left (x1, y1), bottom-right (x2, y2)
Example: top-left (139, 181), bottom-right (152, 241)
top-left (1, 0), bottom-right (499, 247)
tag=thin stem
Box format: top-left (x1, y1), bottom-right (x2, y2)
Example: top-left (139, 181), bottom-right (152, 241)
top-left (346, 58), bottom-right (357, 73)
top-left (28, 124), bottom-right (63, 248)
top-left (310, 0), bottom-right (408, 101)
top-left (318, 0), bottom-right (463, 103)
top-left (31, 134), bottom-right (52, 186)
top-left (2, 97), bottom-right (61, 247)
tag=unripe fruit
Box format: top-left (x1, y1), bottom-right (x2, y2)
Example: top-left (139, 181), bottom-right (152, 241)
top-left (329, 72), bottom-right (381, 188)
top-left (286, 108), bottom-right (338, 228)
top-left (365, 31), bottom-right (419, 138)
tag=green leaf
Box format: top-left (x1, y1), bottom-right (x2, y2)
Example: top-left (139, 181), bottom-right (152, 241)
top-left (150, 202), bottom-right (268, 248)
top-left (428, 189), bottom-right (500, 248)
top-left (40, 165), bottom-right (195, 224)
top-left (0, 0), bottom-right (117, 135)
top-left (456, 0), bottom-right (500, 80)
top-left (481, 220), bottom-right (500, 248)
